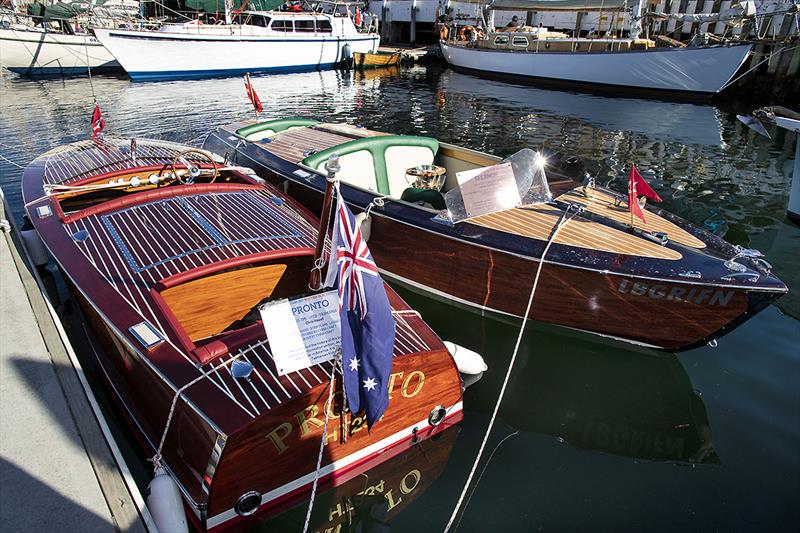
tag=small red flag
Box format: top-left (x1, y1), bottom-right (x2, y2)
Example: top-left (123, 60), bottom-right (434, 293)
top-left (628, 166), bottom-right (646, 223)
top-left (91, 104), bottom-right (105, 138)
top-left (630, 164), bottom-right (662, 203)
top-left (244, 74), bottom-right (263, 114)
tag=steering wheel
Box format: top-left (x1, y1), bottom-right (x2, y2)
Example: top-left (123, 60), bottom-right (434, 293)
top-left (159, 149), bottom-right (218, 184)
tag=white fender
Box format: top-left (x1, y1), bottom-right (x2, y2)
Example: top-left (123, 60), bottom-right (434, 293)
top-left (444, 341), bottom-right (488, 375)
top-left (461, 371), bottom-right (485, 390)
top-left (354, 211), bottom-right (372, 241)
top-left (147, 466), bottom-right (188, 533)
top-left (20, 229), bottom-right (49, 267)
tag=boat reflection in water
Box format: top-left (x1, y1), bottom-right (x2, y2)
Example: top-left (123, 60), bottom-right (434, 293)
top-left (503, 348), bottom-right (717, 464)
top-left (244, 425), bottom-right (460, 532)
top-left (436, 70), bottom-right (726, 147)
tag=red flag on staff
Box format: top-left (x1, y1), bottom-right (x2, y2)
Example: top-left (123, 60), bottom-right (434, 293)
top-left (630, 164), bottom-right (662, 203)
top-left (628, 166), bottom-right (646, 224)
top-left (91, 103), bottom-right (105, 138)
top-left (244, 73), bottom-right (263, 114)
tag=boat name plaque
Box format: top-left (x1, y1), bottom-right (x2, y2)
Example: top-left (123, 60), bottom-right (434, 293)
top-left (455, 162), bottom-right (521, 221)
top-left (261, 290), bottom-right (341, 376)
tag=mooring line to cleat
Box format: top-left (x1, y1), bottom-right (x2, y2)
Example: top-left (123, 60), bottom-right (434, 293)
top-left (301, 351), bottom-right (342, 533)
top-left (443, 204), bottom-right (581, 533)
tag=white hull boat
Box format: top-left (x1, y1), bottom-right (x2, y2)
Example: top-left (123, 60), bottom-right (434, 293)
top-left (440, 40), bottom-right (752, 98)
top-left (0, 26), bottom-right (119, 75)
top-left (94, 7), bottom-right (379, 81)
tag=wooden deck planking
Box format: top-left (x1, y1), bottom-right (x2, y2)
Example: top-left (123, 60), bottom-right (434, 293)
top-left (472, 203), bottom-right (682, 260)
top-left (557, 188), bottom-right (706, 248)
top-left (260, 128), bottom-right (353, 163)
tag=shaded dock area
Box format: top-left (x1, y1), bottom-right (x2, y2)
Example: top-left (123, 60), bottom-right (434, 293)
top-left (0, 191), bottom-right (150, 532)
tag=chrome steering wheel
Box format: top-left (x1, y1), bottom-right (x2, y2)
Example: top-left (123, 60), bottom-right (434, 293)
top-left (160, 149), bottom-right (218, 184)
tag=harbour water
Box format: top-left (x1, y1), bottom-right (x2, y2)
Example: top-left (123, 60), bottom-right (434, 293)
top-left (1, 65), bottom-right (798, 532)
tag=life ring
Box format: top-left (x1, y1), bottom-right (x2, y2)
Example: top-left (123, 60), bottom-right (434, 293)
top-left (458, 25), bottom-right (476, 41)
top-left (439, 25), bottom-right (448, 40)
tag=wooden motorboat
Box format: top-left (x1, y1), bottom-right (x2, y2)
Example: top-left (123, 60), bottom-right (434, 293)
top-left (21, 138), bottom-right (463, 531)
top-left (203, 118), bottom-right (788, 351)
top-left (352, 50), bottom-right (401, 69)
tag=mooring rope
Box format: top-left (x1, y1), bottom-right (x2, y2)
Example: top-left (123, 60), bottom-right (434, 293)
top-left (150, 353), bottom-right (246, 468)
top-left (443, 204), bottom-right (580, 533)
top-left (301, 353), bottom-right (341, 533)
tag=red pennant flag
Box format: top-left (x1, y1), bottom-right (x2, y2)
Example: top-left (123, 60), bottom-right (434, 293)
top-left (630, 164), bottom-right (662, 203)
top-left (91, 104), bottom-right (105, 138)
top-left (628, 166), bottom-right (646, 224)
top-left (244, 74), bottom-right (263, 114)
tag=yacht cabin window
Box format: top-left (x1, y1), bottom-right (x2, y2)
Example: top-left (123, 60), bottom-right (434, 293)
top-left (494, 35), bottom-right (509, 45)
top-left (295, 19), bottom-right (316, 32)
top-left (271, 19), bottom-right (293, 31)
top-left (512, 36), bottom-right (529, 46)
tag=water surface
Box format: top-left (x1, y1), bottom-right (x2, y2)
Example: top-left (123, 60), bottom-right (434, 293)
top-left (1, 65), bottom-right (797, 532)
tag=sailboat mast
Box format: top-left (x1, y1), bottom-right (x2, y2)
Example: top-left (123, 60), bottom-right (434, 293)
top-left (224, 0), bottom-right (233, 25)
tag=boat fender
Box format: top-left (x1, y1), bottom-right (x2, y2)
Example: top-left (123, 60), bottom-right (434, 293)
top-left (20, 217), bottom-right (49, 267)
top-left (461, 371), bottom-right (484, 390)
top-left (444, 341), bottom-right (487, 375)
top-left (354, 211), bottom-right (371, 241)
top-left (342, 43), bottom-right (352, 61)
top-left (147, 466), bottom-right (188, 533)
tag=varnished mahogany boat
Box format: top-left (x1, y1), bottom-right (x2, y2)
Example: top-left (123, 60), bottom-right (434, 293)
top-left (203, 118), bottom-right (788, 351)
top-left (21, 138), bottom-right (463, 531)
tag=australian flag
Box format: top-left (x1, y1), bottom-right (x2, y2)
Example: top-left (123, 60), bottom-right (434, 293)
top-left (325, 182), bottom-right (396, 429)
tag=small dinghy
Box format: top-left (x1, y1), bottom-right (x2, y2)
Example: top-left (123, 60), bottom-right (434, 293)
top-left (203, 119), bottom-right (787, 351)
top-left (21, 138), bottom-right (464, 531)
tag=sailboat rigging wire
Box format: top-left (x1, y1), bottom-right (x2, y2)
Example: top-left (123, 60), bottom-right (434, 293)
top-left (718, 43), bottom-right (798, 92)
top-left (83, 33), bottom-right (96, 102)
top-left (301, 354), bottom-right (340, 533)
top-left (443, 204), bottom-right (580, 533)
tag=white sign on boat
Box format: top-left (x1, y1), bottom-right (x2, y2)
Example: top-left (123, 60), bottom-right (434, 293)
top-left (458, 162), bottom-right (521, 219)
top-left (261, 290), bottom-right (341, 376)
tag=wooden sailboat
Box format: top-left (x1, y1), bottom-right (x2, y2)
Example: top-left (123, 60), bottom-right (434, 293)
top-left (438, 0), bottom-right (753, 99)
top-left (21, 138), bottom-right (463, 531)
top-left (203, 118), bottom-right (787, 351)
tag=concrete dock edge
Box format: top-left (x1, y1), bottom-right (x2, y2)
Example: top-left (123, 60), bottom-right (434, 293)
top-left (1, 188), bottom-right (153, 533)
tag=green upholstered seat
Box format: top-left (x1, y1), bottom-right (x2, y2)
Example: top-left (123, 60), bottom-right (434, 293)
top-left (236, 119), bottom-right (320, 141)
top-left (301, 135), bottom-right (439, 196)
top-left (400, 187), bottom-right (446, 210)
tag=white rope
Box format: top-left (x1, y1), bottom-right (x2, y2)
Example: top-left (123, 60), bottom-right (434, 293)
top-left (443, 205), bottom-right (580, 533)
top-left (0, 153), bottom-right (25, 169)
top-left (301, 353), bottom-right (340, 533)
top-left (150, 354), bottom-right (245, 467)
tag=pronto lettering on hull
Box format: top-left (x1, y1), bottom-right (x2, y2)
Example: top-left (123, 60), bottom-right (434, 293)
top-left (266, 370), bottom-right (427, 455)
top-left (618, 279), bottom-right (735, 307)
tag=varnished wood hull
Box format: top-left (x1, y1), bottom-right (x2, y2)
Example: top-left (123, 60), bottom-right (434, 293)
top-left (204, 125), bottom-right (786, 351)
top-left (22, 139), bottom-right (464, 531)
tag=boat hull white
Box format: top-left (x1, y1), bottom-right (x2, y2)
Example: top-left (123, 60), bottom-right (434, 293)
top-left (94, 28), bottom-right (380, 81)
top-left (440, 41), bottom-right (752, 97)
top-left (0, 28), bottom-right (120, 75)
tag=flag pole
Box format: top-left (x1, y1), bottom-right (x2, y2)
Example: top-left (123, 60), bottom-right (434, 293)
top-left (309, 154), bottom-right (340, 290)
